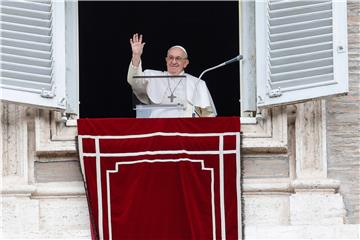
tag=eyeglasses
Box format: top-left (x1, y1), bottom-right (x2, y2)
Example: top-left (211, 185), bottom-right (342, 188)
top-left (166, 55), bottom-right (187, 62)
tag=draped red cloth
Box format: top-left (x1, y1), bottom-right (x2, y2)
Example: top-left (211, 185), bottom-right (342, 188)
top-left (78, 117), bottom-right (241, 240)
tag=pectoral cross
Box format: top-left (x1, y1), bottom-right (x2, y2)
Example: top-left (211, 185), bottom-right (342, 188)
top-left (168, 93), bottom-right (176, 102)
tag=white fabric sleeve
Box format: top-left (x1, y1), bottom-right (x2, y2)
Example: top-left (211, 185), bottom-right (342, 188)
top-left (127, 62), bottom-right (150, 104)
top-left (187, 76), bottom-right (217, 117)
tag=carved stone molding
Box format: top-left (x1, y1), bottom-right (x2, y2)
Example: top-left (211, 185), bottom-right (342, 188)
top-left (1, 103), bottom-right (29, 183)
top-left (291, 179), bottom-right (341, 193)
top-left (35, 110), bottom-right (77, 155)
top-left (295, 100), bottom-right (327, 179)
top-left (243, 178), bottom-right (292, 193)
top-left (32, 181), bottom-right (85, 198)
top-left (34, 107), bottom-right (288, 155)
top-left (290, 100), bottom-right (346, 225)
top-left (242, 107), bottom-right (288, 153)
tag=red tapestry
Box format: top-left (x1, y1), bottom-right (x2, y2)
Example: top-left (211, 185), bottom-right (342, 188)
top-left (78, 117), bottom-right (241, 240)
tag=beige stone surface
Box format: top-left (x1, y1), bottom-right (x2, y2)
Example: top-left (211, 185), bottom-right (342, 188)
top-left (290, 192), bottom-right (346, 225)
top-left (38, 197), bottom-right (90, 231)
top-left (245, 225), bottom-right (359, 239)
top-left (326, 0), bottom-right (360, 224)
top-left (243, 194), bottom-right (290, 225)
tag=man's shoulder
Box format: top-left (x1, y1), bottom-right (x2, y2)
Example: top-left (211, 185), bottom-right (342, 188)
top-left (183, 73), bottom-right (196, 79)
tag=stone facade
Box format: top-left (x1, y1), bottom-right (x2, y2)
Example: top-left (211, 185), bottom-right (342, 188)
top-left (1, 1), bottom-right (359, 239)
top-left (1, 106), bottom-right (89, 239)
top-left (327, 0), bottom-right (360, 225)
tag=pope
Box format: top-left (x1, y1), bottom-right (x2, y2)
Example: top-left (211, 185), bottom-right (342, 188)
top-left (127, 33), bottom-right (216, 118)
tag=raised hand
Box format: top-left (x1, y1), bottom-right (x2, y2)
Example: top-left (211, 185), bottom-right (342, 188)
top-left (130, 33), bottom-right (145, 57)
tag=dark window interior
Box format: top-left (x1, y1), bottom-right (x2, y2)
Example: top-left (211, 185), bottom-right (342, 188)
top-left (79, 1), bottom-right (239, 118)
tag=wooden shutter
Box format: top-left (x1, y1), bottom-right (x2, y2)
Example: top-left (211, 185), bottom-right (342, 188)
top-left (256, 0), bottom-right (348, 107)
top-left (0, 0), bottom-right (66, 110)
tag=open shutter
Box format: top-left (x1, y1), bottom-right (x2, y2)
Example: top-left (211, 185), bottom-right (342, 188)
top-left (0, 0), bottom-right (66, 110)
top-left (256, 0), bottom-right (348, 108)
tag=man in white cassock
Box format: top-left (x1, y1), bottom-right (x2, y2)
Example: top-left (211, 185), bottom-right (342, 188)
top-left (127, 33), bottom-right (217, 118)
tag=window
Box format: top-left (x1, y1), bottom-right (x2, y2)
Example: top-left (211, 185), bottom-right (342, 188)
top-left (78, 1), bottom-right (240, 117)
top-left (0, 0), bottom-right (349, 118)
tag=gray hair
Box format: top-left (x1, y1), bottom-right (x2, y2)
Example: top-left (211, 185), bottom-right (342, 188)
top-left (168, 45), bottom-right (188, 58)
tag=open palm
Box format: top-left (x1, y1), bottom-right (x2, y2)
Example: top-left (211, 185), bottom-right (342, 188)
top-left (130, 33), bottom-right (145, 56)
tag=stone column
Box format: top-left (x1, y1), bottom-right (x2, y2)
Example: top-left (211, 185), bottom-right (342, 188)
top-left (290, 100), bottom-right (346, 225)
top-left (1, 102), bottom-right (39, 235)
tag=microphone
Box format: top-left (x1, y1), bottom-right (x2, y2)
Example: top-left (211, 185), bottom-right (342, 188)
top-left (191, 54), bottom-right (243, 117)
top-left (224, 55), bottom-right (244, 66)
top-left (199, 55), bottom-right (243, 79)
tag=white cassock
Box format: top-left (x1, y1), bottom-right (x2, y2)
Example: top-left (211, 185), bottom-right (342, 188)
top-left (127, 62), bottom-right (217, 118)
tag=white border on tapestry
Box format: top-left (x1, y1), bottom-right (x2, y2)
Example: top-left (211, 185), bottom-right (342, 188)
top-left (80, 131), bottom-right (239, 139)
top-left (106, 159), bottom-right (216, 240)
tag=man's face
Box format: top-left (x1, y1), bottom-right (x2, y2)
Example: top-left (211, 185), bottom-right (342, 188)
top-left (166, 47), bottom-right (189, 75)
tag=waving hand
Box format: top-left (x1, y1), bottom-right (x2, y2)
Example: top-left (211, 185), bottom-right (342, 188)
top-left (130, 33), bottom-right (145, 66)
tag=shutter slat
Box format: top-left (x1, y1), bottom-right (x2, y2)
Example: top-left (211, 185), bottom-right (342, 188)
top-left (1, 29), bottom-right (51, 43)
top-left (1, 6), bottom-right (51, 20)
top-left (271, 42), bottom-right (332, 58)
top-left (1, 37), bottom-right (51, 51)
top-left (271, 58), bottom-right (333, 74)
top-left (270, 10), bottom-right (332, 26)
top-left (270, 34), bottom-right (332, 50)
top-left (269, 1), bottom-right (331, 18)
top-left (27, 0), bottom-right (51, 4)
top-left (271, 49), bottom-right (333, 66)
top-left (269, 0), bottom-right (326, 10)
top-left (1, 77), bottom-right (51, 91)
top-left (0, 13), bottom-right (51, 28)
top-left (1, 69), bottom-right (52, 83)
top-left (270, 18), bottom-right (332, 34)
top-left (2, 46), bottom-right (51, 59)
top-left (2, 0), bottom-right (51, 12)
top-left (271, 65), bottom-right (333, 82)
top-left (2, 21), bottom-right (51, 36)
top-left (2, 53), bottom-right (52, 68)
top-left (270, 26), bottom-right (332, 42)
top-left (1, 61), bottom-right (52, 75)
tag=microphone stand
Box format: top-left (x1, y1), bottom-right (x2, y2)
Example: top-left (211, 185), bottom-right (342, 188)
top-left (191, 55), bottom-right (243, 117)
top-left (199, 55), bottom-right (243, 79)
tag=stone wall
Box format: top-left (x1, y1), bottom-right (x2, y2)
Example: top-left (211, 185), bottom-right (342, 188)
top-left (327, 0), bottom-right (360, 224)
top-left (1, 105), bottom-right (90, 239)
